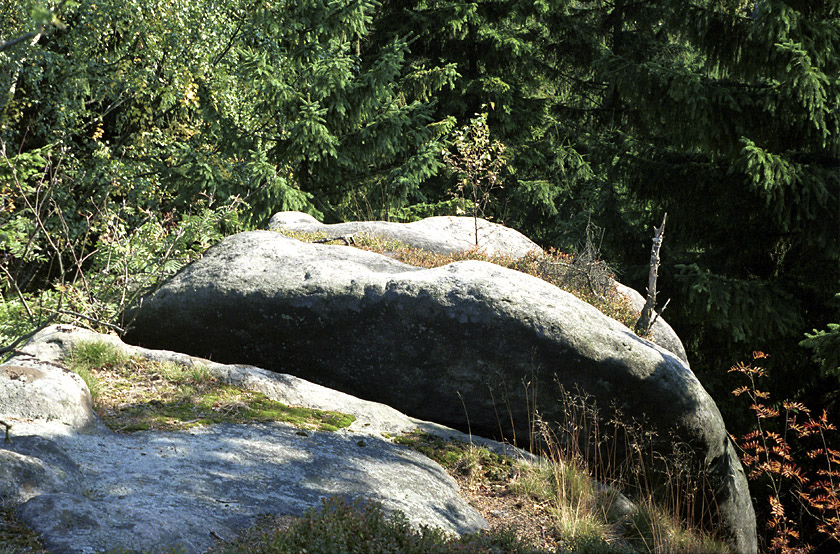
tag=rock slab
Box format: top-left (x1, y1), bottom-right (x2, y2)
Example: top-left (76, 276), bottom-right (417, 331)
top-left (124, 230), bottom-right (757, 553)
top-left (1, 326), bottom-right (490, 554)
top-left (11, 423), bottom-right (480, 554)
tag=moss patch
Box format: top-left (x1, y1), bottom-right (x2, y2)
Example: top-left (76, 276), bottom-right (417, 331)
top-left (0, 506), bottom-right (49, 554)
top-left (393, 431), bottom-right (516, 483)
top-left (67, 341), bottom-right (355, 433)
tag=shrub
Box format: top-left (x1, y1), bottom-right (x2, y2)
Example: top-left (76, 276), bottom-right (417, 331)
top-left (730, 352), bottom-right (840, 553)
top-left (210, 495), bottom-right (546, 554)
top-left (0, 167), bottom-right (249, 355)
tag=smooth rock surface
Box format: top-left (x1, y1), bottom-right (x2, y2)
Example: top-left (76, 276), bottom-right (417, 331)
top-left (123, 230), bottom-right (757, 553)
top-left (268, 211), bottom-right (540, 258)
top-left (0, 355), bottom-right (96, 429)
top-left (270, 212), bottom-right (688, 362)
top-left (11, 423), bottom-right (482, 554)
top-left (16, 325), bottom-right (524, 446)
top-left (614, 282), bottom-right (688, 364)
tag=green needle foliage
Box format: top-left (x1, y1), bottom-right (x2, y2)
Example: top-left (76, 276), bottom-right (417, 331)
top-left (362, 0), bottom-right (840, 427)
top-left (0, 0), bottom-right (454, 265)
top-left (1, 0), bottom-right (455, 346)
top-left (573, 0), bottom-right (840, 419)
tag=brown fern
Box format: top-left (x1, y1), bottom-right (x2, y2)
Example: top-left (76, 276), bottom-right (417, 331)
top-left (730, 352), bottom-right (839, 553)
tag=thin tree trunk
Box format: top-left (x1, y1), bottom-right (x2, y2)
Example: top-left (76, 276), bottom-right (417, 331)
top-left (635, 213), bottom-right (667, 335)
top-left (2, 32), bottom-right (42, 112)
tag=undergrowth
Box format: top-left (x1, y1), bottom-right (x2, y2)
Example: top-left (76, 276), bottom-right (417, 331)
top-left (730, 352), bottom-right (840, 553)
top-left (208, 496), bottom-right (545, 554)
top-left (544, 385), bottom-right (733, 554)
top-left (66, 340), bottom-right (355, 433)
top-left (0, 506), bottom-right (49, 554)
top-left (393, 430), bottom-right (729, 554)
top-left (0, 193), bottom-right (248, 356)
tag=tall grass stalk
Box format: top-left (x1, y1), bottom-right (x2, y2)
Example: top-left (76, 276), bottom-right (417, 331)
top-left (529, 385), bottom-right (730, 553)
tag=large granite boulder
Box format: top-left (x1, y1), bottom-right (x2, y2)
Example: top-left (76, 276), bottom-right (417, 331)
top-left (1, 326), bottom-right (492, 554)
top-left (123, 230), bottom-right (756, 553)
top-left (272, 212), bottom-right (689, 364)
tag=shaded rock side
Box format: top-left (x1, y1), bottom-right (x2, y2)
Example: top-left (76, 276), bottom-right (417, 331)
top-left (0, 436), bottom-right (85, 505)
top-left (16, 325), bottom-right (532, 457)
top-left (268, 211), bottom-right (540, 258)
top-left (123, 230), bottom-right (757, 553)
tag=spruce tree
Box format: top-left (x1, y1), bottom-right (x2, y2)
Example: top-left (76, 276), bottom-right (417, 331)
top-left (213, 0), bottom-right (459, 222)
top-left (545, 0), bottom-right (840, 415)
top-left (369, 0), bottom-right (840, 419)
top-left (366, 0), bottom-right (594, 234)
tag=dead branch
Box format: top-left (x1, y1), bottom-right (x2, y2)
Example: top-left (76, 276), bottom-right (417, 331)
top-left (44, 308), bottom-right (125, 334)
top-left (635, 213), bottom-right (667, 336)
top-left (0, 313), bottom-right (59, 360)
top-left (311, 235), bottom-right (356, 246)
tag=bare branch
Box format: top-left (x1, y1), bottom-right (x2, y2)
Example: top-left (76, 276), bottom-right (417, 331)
top-left (635, 213), bottom-right (667, 336)
top-left (0, 313), bottom-right (60, 361)
top-left (43, 308), bottom-right (125, 334)
top-left (311, 235), bottom-right (356, 246)
top-left (0, 32), bottom-right (39, 53)
top-left (0, 264), bottom-right (34, 321)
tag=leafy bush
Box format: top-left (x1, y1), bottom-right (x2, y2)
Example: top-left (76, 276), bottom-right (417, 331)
top-left (0, 188), bottom-right (248, 353)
